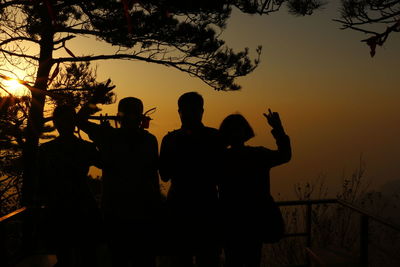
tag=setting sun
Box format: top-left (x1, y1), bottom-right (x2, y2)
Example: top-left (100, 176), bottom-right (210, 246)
top-left (2, 78), bottom-right (28, 96)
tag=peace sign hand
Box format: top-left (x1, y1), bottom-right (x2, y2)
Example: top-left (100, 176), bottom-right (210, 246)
top-left (263, 108), bottom-right (284, 132)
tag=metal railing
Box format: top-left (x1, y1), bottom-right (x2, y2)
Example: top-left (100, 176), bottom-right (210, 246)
top-left (2, 199), bottom-right (400, 267)
top-left (0, 207), bottom-right (27, 223)
top-left (276, 198), bottom-right (400, 266)
top-left (0, 206), bottom-right (27, 267)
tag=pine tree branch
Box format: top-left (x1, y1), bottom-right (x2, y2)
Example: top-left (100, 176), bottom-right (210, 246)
top-left (0, 37), bottom-right (39, 46)
top-left (0, 48), bottom-right (40, 61)
top-left (0, 0), bottom-right (33, 9)
top-left (53, 53), bottom-right (197, 67)
top-left (55, 27), bottom-right (103, 37)
top-left (333, 19), bottom-right (379, 34)
top-left (53, 35), bottom-right (76, 45)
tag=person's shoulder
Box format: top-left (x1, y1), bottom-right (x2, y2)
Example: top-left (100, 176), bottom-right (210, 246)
top-left (203, 126), bottom-right (219, 134)
top-left (88, 123), bottom-right (115, 137)
top-left (38, 138), bottom-right (67, 155)
top-left (166, 128), bottom-right (181, 136)
top-left (38, 139), bottom-right (57, 150)
top-left (203, 126), bottom-right (222, 141)
top-left (253, 146), bottom-right (270, 151)
top-left (141, 128), bottom-right (156, 137)
top-left (75, 137), bottom-right (97, 148)
top-left (163, 129), bottom-right (181, 139)
top-left (247, 145), bottom-right (271, 153)
top-left (141, 129), bottom-right (158, 142)
top-left (160, 129), bottom-right (182, 145)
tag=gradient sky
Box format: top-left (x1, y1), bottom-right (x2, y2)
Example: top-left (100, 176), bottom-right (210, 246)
top-left (53, 3), bottom-right (400, 198)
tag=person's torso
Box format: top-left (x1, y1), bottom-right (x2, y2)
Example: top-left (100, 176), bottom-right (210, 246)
top-left (219, 146), bottom-right (272, 211)
top-left (93, 127), bottom-right (160, 219)
top-left (39, 137), bottom-right (97, 209)
top-left (167, 127), bottom-right (221, 196)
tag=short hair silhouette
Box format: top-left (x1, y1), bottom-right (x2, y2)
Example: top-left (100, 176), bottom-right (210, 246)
top-left (178, 91), bottom-right (204, 111)
top-left (53, 105), bottom-right (76, 135)
top-left (118, 97), bottom-right (143, 117)
top-left (219, 114), bottom-right (255, 143)
top-left (53, 104), bottom-right (76, 120)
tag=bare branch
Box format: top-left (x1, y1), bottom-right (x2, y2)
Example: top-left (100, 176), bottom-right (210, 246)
top-left (56, 27), bottom-right (103, 37)
top-left (335, 0), bottom-right (400, 56)
top-left (0, 36), bottom-right (39, 46)
top-left (0, 48), bottom-right (40, 61)
top-left (0, 0), bottom-right (33, 9)
top-left (53, 35), bottom-right (76, 45)
top-left (333, 19), bottom-right (379, 35)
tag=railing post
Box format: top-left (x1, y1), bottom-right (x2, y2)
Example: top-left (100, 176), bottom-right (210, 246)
top-left (360, 215), bottom-right (369, 266)
top-left (0, 222), bottom-right (8, 267)
top-left (306, 203), bottom-right (312, 248)
top-left (306, 203), bottom-right (312, 266)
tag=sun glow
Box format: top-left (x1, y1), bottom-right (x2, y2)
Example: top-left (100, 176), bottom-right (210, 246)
top-left (2, 78), bottom-right (29, 96)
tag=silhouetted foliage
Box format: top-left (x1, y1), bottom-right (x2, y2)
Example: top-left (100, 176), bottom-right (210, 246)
top-left (0, 94), bottom-right (57, 215)
top-left (47, 62), bottom-right (115, 108)
top-left (0, 0), bottom-right (264, 203)
top-left (0, 63), bottom-right (113, 212)
top-left (0, 0), bottom-right (396, 210)
top-left (0, 1), bottom-right (264, 93)
top-left (233, 0), bottom-right (400, 56)
top-left (334, 0), bottom-right (400, 57)
top-left (0, 95), bottom-right (29, 216)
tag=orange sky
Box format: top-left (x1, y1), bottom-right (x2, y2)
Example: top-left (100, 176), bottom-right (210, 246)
top-left (50, 3), bottom-right (400, 198)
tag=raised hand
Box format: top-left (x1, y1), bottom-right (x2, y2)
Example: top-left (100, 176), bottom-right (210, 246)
top-left (263, 108), bottom-right (284, 132)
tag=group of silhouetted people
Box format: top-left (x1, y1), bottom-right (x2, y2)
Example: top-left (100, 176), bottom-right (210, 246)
top-left (35, 91), bottom-right (291, 267)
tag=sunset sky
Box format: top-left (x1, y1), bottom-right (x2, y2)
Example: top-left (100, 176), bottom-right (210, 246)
top-left (6, 2), bottom-right (398, 198)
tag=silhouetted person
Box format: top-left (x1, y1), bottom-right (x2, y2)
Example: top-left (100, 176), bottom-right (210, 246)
top-left (218, 110), bottom-right (291, 267)
top-left (159, 92), bottom-right (223, 267)
top-left (78, 97), bottom-right (161, 267)
top-left (36, 105), bottom-right (103, 267)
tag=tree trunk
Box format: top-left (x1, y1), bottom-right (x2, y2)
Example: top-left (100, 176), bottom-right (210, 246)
top-left (21, 29), bottom-right (54, 206)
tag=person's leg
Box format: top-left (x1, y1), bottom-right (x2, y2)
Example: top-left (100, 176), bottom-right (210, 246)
top-left (54, 223), bottom-right (78, 267)
top-left (243, 241), bottom-right (262, 267)
top-left (107, 235), bottom-right (131, 267)
top-left (224, 242), bottom-right (243, 267)
top-left (170, 254), bottom-right (193, 267)
top-left (167, 219), bottom-right (195, 267)
top-left (131, 254), bottom-right (156, 267)
top-left (105, 219), bottom-right (130, 267)
top-left (195, 236), bottom-right (221, 267)
top-left (131, 242), bottom-right (157, 267)
top-left (54, 246), bottom-right (78, 267)
top-left (79, 206), bottom-right (107, 267)
top-left (196, 250), bottom-right (220, 267)
top-left (78, 241), bottom-right (103, 267)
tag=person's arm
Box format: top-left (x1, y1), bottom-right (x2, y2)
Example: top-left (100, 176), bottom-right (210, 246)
top-left (263, 109), bottom-right (292, 167)
top-left (159, 134), bottom-right (174, 183)
top-left (76, 81), bottom-right (115, 137)
top-left (33, 145), bottom-right (49, 207)
top-left (76, 103), bottom-right (101, 137)
top-left (86, 141), bottom-right (102, 169)
top-left (149, 134), bottom-right (161, 195)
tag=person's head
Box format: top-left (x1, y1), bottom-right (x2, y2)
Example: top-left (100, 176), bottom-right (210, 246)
top-left (117, 97), bottom-right (143, 128)
top-left (178, 92), bottom-right (204, 127)
top-left (219, 114), bottom-right (255, 147)
top-left (53, 105), bottom-right (76, 136)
